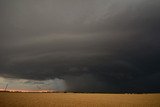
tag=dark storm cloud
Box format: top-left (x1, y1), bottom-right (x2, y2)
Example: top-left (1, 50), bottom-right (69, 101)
top-left (0, 0), bottom-right (160, 92)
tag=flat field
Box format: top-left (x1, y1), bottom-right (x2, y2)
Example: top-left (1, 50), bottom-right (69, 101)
top-left (0, 93), bottom-right (160, 107)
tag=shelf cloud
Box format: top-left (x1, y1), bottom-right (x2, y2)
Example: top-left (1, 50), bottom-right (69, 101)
top-left (0, 0), bottom-right (160, 92)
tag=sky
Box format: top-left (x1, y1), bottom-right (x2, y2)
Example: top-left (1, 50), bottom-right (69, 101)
top-left (0, 0), bottom-right (160, 92)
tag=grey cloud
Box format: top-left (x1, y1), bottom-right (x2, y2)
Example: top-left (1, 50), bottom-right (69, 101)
top-left (0, 0), bottom-right (160, 92)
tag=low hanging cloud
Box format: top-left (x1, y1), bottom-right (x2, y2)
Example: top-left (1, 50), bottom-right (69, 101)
top-left (0, 0), bottom-right (160, 92)
top-left (0, 77), bottom-right (67, 91)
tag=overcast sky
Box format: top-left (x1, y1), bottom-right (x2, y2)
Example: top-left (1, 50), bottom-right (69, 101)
top-left (0, 0), bottom-right (160, 92)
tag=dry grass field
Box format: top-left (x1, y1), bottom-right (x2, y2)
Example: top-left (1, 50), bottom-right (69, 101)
top-left (0, 92), bottom-right (160, 107)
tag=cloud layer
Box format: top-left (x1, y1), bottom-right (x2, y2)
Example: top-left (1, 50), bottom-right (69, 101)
top-left (0, 0), bottom-right (160, 92)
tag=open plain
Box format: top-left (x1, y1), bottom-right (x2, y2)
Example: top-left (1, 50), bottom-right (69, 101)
top-left (0, 93), bottom-right (160, 107)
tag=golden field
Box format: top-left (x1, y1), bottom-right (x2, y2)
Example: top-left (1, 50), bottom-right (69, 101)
top-left (0, 93), bottom-right (160, 107)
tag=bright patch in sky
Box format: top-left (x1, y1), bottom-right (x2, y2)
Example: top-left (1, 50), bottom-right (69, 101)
top-left (0, 77), bottom-right (67, 91)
